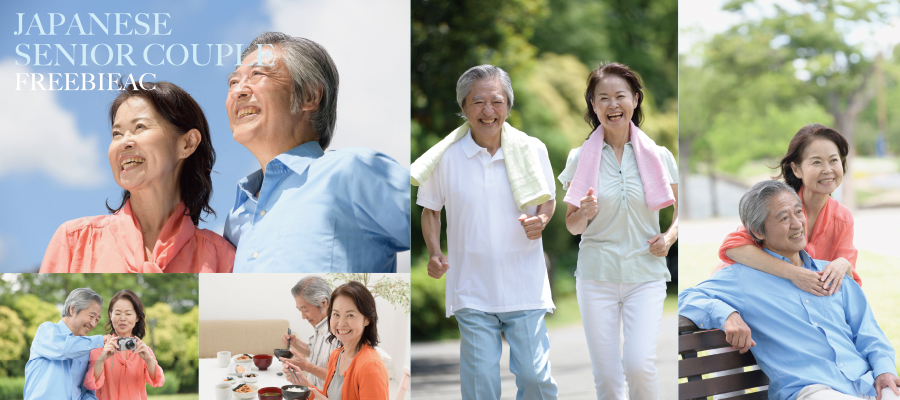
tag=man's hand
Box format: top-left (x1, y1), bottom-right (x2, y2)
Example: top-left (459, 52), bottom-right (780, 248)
top-left (875, 373), bottom-right (900, 400)
top-left (518, 214), bottom-right (546, 240)
top-left (579, 188), bottom-right (598, 220)
top-left (285, 348), bottom-right (313, 371)
top-left (723, 312), bottom-right (756, 354)
top-left (281, 333), bottom-right (301, 351)
top-left (428, 253), bottom-right (449, 279)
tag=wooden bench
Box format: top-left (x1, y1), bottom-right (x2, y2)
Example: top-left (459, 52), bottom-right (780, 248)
top-left (679, 315), bottom-right (769, 400)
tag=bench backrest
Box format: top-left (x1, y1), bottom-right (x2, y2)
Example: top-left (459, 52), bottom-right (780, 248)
top-left (678, 315), bottom-right (769, 400)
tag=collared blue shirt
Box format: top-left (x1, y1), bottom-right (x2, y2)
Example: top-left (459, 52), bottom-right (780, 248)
top-left (224, 142), bottom-right (410, 272)
top-left (679, 249), bottom-right (896, 400)
top-left (24, 320), bottom-right (105, 400)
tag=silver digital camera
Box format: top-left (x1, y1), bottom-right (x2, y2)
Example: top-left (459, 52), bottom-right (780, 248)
top-left (117, 337), bottom-right (137, 351)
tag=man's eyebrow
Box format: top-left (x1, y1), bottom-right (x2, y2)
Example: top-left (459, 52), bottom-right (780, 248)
top-left (226, 71), bottom-right (240, 84)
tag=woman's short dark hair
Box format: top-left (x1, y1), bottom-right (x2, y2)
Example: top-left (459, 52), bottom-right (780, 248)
top-left (326, 281), bottom-right (379, 352)
top-left (105, 289), bottom-right (146, 339)
top-left (777, 123), bottom-right (849, 192)
top-left (584, 62), bottom-right (645, 133)
top-left (106, 80), bottom-right (216, 225)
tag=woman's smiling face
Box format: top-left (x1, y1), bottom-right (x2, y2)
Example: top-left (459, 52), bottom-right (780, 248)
top-left (108, 97), bottom-right (183, 194)
top-left (329, 295), bottom-right (369, 349)
top-left (110, 298), bottom-right (137, 337)
top-left (591, 75), bottom-right (637, 131)
top-left (791, 138), bottom-right (843, 196)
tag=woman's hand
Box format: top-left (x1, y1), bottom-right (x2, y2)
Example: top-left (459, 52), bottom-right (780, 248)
top-left (647, 233), bottom-right (674, 257)
top-left (579, 188), bottom-right (598, 220)
top-left (286, 348), bottom-right (314, 371)
top-left (97, 337), bottom-right (118, 362)
top-left (134, 338), bottom-right (153, 363)
top-left (309, 387), bottom-right (329, 400)
top-left (283, 362), bottom-right (311, 386)
top-left (788, 266), bottom-right (829, 296)
top-left (819, 257), bottom-right (851, 295)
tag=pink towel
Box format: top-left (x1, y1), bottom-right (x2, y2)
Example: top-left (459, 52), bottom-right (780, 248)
top-left (563, 121), bottom-right (674, 211)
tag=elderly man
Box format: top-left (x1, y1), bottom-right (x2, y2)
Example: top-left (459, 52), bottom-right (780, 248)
top-left (25, 288), bottom-right (106, 400)
top-left (680, 180), bottom-right (900, 400)
top-left (418, 65), bottom-right (559, 400)
top-left (223, 32), bottom-right (409, 272)
top-left (279, 276), bottom-right (339, 388)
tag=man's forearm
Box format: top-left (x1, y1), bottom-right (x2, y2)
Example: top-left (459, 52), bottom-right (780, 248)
top-left (421, 208), bottom-right (443, 256)
top-left (536, 199), bottom-right (556, 225)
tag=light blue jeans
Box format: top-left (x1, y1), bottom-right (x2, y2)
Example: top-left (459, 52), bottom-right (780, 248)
top-left (455, 308), bottom-right (558, 400)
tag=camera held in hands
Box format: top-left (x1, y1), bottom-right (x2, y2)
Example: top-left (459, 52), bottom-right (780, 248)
top-left (117, 337), bottom-right (137, 351)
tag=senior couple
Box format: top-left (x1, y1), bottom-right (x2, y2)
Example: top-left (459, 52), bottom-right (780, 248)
top-left (276, 276), bottom-right (390, 400)
top-left (415, 63), bottom-right (678, 399)
top-left (24, 288), bottom-right (163, 400)
top-left (39, 32), bottom-right (410, 274)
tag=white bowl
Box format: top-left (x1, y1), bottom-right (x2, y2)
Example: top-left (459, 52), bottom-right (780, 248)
top-left (232, 353), bottom-right (254, 363)
top-left (232, 383), bottom-right (259, 399)
top-left (242, 372), bottom-right (259, 383)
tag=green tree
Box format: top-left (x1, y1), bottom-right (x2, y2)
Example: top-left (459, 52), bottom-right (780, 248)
top-left (0, 307), bottom-right (26, 361)
top-left (704, 0), bottom-right (897, 208)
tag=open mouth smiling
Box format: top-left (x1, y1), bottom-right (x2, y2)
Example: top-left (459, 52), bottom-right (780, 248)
top-left (237, 106), bottom-right (261, 119)
top-left (607, 112), bottom-right (623, 121)
top-left (120, 156), bottom-right (145, 171)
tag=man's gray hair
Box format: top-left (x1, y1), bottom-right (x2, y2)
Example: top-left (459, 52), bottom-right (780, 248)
top-left (456, 65), bottom-right (514, 114)
top-left (61, 288), bottom-right (103, 318)
top-left (739, 180), bottom-right (801, 245)
top-left (241, 32), bottom-right (339, 150)
top-left (290, 276), bottom-right (333, 312)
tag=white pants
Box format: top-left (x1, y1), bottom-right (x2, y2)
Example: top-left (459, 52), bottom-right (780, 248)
top-left (576, 278), bottom-right (666, 400)
top-left (797, 384), bottom-right (900, 400)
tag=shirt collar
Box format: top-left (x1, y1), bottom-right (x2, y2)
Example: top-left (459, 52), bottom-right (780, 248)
top-left (761, 247), bottom-right (817, 271)
top-left (234, 141), bottom-right (325, 206)
top-left (56, 319), bottom-right (73, 335)
top-left (462, 129), bottom-right (504, 160)
top-left (314, 317), bottom-right (328, 335)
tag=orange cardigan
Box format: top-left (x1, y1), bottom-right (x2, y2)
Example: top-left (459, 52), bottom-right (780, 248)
top-left (311, 344), bottom-right (389, 400)
top-left (715, 187), bottom-right (860, 286)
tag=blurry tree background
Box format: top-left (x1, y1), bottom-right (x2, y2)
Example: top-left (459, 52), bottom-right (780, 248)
top-left (0, 274), bottom-right (199, 398)
top-left (411, 0), bottom-right (679, 340)
top-left (680, 0), bottom-right (900, 217)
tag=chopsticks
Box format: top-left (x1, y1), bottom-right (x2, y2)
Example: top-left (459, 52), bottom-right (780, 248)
top-left (285, 327), bottom-right (301, 385)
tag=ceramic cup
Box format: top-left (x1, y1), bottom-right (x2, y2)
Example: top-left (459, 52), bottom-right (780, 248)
top-left (218, 351), bottom-right (231, 368)
top-left (215, 382), bottom-right (232, 400)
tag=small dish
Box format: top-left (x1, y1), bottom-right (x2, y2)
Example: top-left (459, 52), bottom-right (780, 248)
top-left (232, 383), bottom-right (259, 399)
top-left (243, 372), bottom-right (259, 383)
top-left (273, 349), bottom-right (293, 360)
top-left (280, 385), bottom-right (310, 400)
top-left (257, 386), bottom-right (283, 399)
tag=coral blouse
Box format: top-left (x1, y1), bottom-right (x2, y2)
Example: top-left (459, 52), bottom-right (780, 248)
top-left (40, 200), bottom-right (235, 273)
top-left (310, 345), bottom-right (389, 400)
top-left (715, 187), bottom-right (860, 286)
top-left (84, 347), bottom-right (165, 400)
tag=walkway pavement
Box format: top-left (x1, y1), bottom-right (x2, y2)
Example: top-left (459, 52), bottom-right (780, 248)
top-left (411, 313), bottom-right (678, 399)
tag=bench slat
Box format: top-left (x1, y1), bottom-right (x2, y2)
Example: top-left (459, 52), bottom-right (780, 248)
top-left (679, 369), bottom-right (769, 399)
top-left (679, 329), bottom-right (731, 353)
top-left (679, 349), bottom-right (759, 378)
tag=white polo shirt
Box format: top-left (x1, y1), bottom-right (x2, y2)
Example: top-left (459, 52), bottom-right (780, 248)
top-left (417, 131), bottom-right (556, 317)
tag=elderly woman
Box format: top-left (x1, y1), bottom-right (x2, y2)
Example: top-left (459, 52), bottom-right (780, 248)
top-left (559, 62), bottom-right (678, 399)
top-left (715, 124), bottom-right (858, 295)
top-left (40, 81), bottom-right (235, 273)
top-left (84, 290), bottom-right (164, 400)
top-left (283, 281), bottom-right (389, 400)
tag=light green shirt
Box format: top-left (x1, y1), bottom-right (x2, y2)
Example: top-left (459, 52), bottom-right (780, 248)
top-left (559, 142), bottom-right (678, 283)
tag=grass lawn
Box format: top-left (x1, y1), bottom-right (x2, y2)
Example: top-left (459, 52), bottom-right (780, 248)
top-left (148, 394), bottom-right (198, 400)
top-left (679, 243), bottom-right (900, 376)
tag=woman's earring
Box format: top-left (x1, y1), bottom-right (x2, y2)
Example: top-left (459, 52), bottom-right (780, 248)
top-left (183, 153), bottom-right (186, 157)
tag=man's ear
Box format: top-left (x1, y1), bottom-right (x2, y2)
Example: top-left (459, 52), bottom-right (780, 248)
top-left (300, 84), bottom-right (324, 112)
top-left (749, 227), bottom-right (765, 243)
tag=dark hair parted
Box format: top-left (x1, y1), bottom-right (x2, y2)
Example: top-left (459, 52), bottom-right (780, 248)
top-left (777, 124), bottom-right (849, 193)
top-left (105, 289), bottom-right (146, 339)
top-left (325, 281), bottom-right (379, 353)
top-left (106, 80), bottom-right (216, 225)
top-left (584, 62), bottom-right (645, 133)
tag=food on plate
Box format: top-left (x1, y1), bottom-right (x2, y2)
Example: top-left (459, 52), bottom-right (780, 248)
top-left (234, 384), bottom-right (253, 393)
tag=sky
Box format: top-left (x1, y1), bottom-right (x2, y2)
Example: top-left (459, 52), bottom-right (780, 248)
top-left (0, 0), bottom-right (411, 271)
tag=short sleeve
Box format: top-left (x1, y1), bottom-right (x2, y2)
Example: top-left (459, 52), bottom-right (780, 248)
top-left (557, 147), bottom-right (582, 190)
top-left (537, 142), bottom-right (556, 201)
top-left (718, 226), bottom-right (761, 264)
top-left (659, 146), bottom-right (678, 184)
top-left (348, 151), bottom-right (411, 252)
top-left (416, 160), bottom-right (444, 212)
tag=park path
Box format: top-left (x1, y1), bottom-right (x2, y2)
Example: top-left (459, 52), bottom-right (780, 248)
top-left (411, 313), bottom-right (678, 399)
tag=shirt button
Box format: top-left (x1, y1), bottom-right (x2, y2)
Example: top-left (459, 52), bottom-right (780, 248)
top-left (260, 210), bottom-right (266, 216)
top-left (700, 323), bottom-right (704, 327)
top-left (252, 252), bottom-right (259, 259)
top-left (814, 322), bottom-right (818, 326)
top-left (805, 300), bottom-right (809, 303)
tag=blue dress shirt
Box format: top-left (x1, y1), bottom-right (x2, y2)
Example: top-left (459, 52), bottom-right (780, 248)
top-left (224, 142), bottom-right (410, 272)
top-left (679, 249), bottom-right (895, 400)
top-left (24, 320), bottom-right (105, 400)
